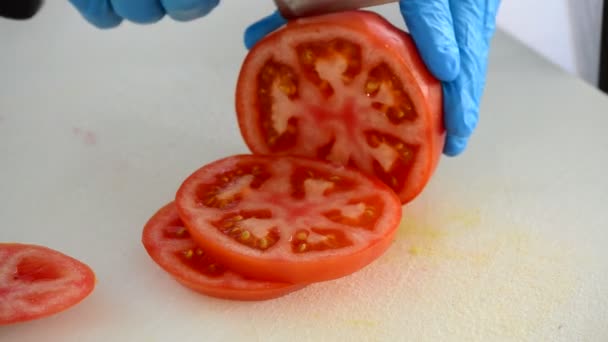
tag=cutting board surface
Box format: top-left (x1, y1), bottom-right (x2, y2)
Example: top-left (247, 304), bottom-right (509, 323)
top-left (1, 2), bottom-right (608, 341)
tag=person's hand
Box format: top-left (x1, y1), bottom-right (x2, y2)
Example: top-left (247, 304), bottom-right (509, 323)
top-left (399, 0), bottom-right (501, 156)
top-left (244, 1), bottom-right (501, 157)
top-left (68, 0), bottom-right (219, 28)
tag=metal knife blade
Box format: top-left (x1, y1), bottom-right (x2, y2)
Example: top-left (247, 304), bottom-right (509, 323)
top-left (274, 0), bottom-right (398, 19)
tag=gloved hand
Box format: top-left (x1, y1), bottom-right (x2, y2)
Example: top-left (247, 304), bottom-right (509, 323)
top-left (244, 0), bottom-right (501, 157)
top-left (68, 0), bottom-right (219, 28)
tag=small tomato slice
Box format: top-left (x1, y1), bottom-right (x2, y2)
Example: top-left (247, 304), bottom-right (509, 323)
top-left (0, 243), bottom-right (95, 325)
top-left (175, 154), bottom-right (402, 284)
top-left (236, 10), bottom-right (444, 204)
top-left (142, 202), bottom-right (304, 301)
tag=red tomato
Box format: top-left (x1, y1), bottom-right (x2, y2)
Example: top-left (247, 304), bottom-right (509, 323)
top-left (142, 202), bottom-right (305, 300)
top-left (236, 10), bottom-right (444, 204)
top-left (0, 243), bottom-right (95, 325)
top-left (175, 154), bottom-right (402, 284)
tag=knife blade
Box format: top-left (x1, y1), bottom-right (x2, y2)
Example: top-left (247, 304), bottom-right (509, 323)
top-left (274, 0), bottom-right (398, 19)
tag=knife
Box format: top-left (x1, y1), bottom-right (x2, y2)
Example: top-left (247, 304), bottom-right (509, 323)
top-left (274, 0), bottom-right (398, 19)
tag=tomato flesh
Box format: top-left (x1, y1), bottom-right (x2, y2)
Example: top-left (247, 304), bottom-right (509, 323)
top-left (0, 243), bottom-right (95, 325)
top-left (236, 10), bottom-right (444, 204)
top-left (175, 154), bottom-right (402, 284)
top-left (141, 202), bottom-right (304, 301)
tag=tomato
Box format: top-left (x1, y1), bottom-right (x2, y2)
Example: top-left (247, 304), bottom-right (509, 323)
top-left (0, 243), bottom-right (95, 325)
top-left (175, 154), bottom-right (402, 284)
top-left (142, 202), bottom-right (305, 300)
top-left (235, 10), bottom-right (444, 204)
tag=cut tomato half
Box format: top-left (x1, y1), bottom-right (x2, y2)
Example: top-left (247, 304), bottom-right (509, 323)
top-left (175, 154), bottom-right (402, 284)
top-left (0, 243), bottom-right (95, 325)
top-left (142, 202), bottom-right (305, 300)
top-left (236, 10), bottom-right (444, 203)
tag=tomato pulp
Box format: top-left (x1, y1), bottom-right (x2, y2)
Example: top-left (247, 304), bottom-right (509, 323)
top-left (236, 10), bottom-right (444, 204)
top-left (142, 202), bottom-right (305, 300)
top-left (0, 243), bottom-right (95, 325)
top-left (175, 154), bottom-right (402, 284)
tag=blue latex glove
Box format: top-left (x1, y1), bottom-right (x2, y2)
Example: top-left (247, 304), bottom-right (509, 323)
top-left (69, 0), bottom-right (219, 28)
top-left (244, 0), bottom-right (501, 156)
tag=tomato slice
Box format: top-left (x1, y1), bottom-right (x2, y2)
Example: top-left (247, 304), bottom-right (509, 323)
top-left (175, 154), bottom-right (402, 284)
top-left (0, 243), bottom-right (95, 325)
top-left (142, 202), bottom-right (305, 300)
top-left (236, 10), bottom-right (444, 204)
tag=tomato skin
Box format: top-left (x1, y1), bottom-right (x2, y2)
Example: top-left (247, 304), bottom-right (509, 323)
top-left (175, 154), bottom-right (402, 284)
top-left (236, 10), bottom-right (444, 204)
top-left (142, 202), bottom-right (305, 301)
top-left (0, 243), bottom-right (95, 325)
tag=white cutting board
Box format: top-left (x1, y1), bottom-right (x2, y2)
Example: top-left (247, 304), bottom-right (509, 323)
top-left (1, 2), bottom-right (608, 341)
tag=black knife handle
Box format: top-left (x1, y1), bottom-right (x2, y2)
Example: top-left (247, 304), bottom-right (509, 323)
top-left (0, 0), bottom-right (44, 20)
top-left (599, 0), bottom-right (607, 93)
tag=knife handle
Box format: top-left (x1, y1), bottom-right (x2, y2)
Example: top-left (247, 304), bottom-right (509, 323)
top-left (274, 0), bottom-right (398, 19)
top-left (0, 0), bottom-right (43, 20)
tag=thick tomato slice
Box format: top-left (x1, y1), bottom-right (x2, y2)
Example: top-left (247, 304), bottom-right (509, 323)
top-left (0, 243), bottom-right (95, 325)
top-left (142, 202), bottom-right (304, 301)
top-left (236, 10), bottom-right (444, 204)
top-left (175, 154), bottom-right (402, 284)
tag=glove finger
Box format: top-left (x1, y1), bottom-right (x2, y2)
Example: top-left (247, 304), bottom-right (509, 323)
top-left (244, 10), bottom-right (287, 50)
top-left (399, 0), bottom-right (460, 82)
top-left (485, 0), bottom-right (502, 36)
top-left (69, 0), bottom-right (123, 28)
top-left (443, 135), bottom-right (469, 156)
top-left (161, 0), bottom-right (219, 21)
top-left (110, 0), bottom-right (165, 24)
top-left (442, 0), bottom-right (499, 156)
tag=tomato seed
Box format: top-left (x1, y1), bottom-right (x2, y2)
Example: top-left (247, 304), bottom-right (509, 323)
top-left (295, 231), bottom-right (308, 241)
top-left (279, 81), bottom-right (297, 97)
top-left (258, 238), bottom-right (269, 250)
top-left (391, 177), bottom-right (398, 187)
top-left (323, 237), bottom-right (338, 248)
top-left (240, 231), bottom-right (251, 241)
top-left (301, 49), bottom-right (315, 64)
top-left (365, 80), bottom-right (380, 96)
